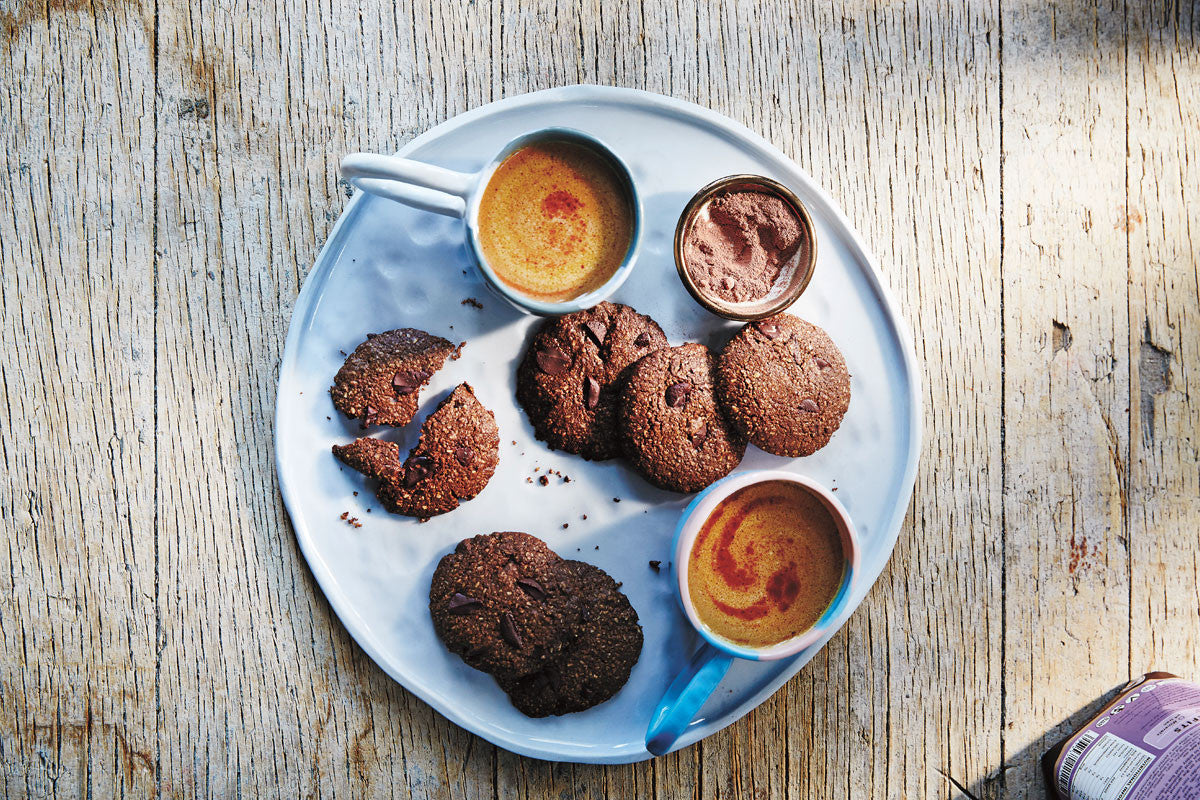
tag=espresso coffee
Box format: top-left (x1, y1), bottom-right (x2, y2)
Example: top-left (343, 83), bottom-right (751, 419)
top-left (477, 141), bottom-right (633, 303)
top-left (688, 480), bottom-right (845, 648)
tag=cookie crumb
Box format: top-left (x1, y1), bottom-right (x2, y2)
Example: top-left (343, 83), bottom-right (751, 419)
top-left (581, 514), bottom-right (587, 520)
top-left (326, 415), bottom-right (331, 420)
top-left (353, 491), bottom-right (358, 497)
top-left (539, 475), bottom-right (550, 486)
top-left (461, 297), bottom-right (484, 310)
top-left (340, 511), bottom-right (349, 520)
top-left (649, 560), bottom-right (661, 573)
top-left (450, 341), bottom-right (466, 360)
top-left (594, 545), bottom-right (599, 550)
top-left (562, 523), bottom-right (569, 529)
top-left (613, 497), bottom-right (621, 503)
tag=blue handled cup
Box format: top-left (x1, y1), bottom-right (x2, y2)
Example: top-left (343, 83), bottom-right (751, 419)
top-left (340, 127), bottom-right (642, 317)
top-left (645, 470), bottom-right (861, 756)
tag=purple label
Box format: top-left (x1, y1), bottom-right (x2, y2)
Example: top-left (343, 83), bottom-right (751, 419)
top-left (1055, 678), bottom-right (1200, 800)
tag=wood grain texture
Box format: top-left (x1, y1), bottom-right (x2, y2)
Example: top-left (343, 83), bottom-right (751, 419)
top-left (0, 0), bottom-right (1195, 798)
top-left (1000, 0), bottom-right (1134, 795)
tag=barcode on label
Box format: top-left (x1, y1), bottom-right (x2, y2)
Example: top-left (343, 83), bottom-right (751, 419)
top-left (1058, 730), bottom-right (1100, 796)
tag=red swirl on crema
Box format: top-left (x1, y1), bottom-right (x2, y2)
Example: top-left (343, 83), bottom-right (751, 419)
top-left (687, 480), bottom-right (844, 648)
top-left (709, 563), bottom-right (801, 620)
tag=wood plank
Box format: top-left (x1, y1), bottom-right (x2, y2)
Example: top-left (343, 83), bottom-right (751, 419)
top-left (1126, 1), bottom-right (1200, 672)
top-left (0, 2), bottom-right (158, 798)
top-left (149, 0), bottom-right (441, 795)
top-left (1000, 0), bottom-right (1133, 795)
top-left (777, 0), bottom-right (1005, 795)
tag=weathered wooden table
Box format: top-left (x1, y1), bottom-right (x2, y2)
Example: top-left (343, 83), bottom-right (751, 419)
top-left (3, 0), bottom-right (1197, 797)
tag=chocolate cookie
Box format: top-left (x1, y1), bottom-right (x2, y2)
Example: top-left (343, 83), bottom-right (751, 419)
top-left (617, 343), bottom-right (746, 493)
top-left (332, 383), bottom-right (499, 519)
top-left (516, 302), bottom-right (668, 460)
top-left (330, 328), bottom-right (455, 428)
top-left (497, 559), bottom-right (643, 716)
top-left (715, 314), bottom-right (850, 457)
top-left (428, 532), bottom-right (585, 679)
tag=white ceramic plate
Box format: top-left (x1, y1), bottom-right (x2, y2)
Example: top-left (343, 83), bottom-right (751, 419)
top-left (275, 85), bottom-right (920, 764)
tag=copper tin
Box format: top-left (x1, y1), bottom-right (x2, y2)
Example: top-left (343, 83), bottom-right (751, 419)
top-left (673, 174), bottom-right (817, 321)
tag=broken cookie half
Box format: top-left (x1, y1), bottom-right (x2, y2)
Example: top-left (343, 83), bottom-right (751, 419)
top-left (330, 328), bottom-right (456, 428)
top-left (333, 383), bottom-right (500, 520)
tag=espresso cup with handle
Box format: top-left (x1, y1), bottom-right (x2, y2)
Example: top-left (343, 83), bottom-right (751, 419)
top-left (340, 127), bottom-right (642, 316)
top-left (644, 470), bottom-right (861, 756)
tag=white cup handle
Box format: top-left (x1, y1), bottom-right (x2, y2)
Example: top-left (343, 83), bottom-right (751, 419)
top-left (340, 153), bottom-right (476, 218)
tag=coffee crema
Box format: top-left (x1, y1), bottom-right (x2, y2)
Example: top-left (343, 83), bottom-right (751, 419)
top-left (687, 480), bottom-right (845, 648)
top-left (477, 141), bottom-right (633, 303)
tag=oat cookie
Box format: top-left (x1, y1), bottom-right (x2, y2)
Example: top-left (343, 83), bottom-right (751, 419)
top-left (715, 314), bottom-right (850, 457)
top-left (617, 343), bottom-right (746, 493)
top-left (428, 532), bottom-right (584, 679)
top-left (497, 559), bottom-right (643, 716)
top-left (516, 302), bottom-right (667, 460)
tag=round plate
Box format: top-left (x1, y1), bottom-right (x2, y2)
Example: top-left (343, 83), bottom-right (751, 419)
top-left (275, 85), bottom-right (921, 764)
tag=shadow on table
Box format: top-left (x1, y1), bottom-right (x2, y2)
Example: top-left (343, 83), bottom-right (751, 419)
top-left (963, 679), bottom-right (1132, 800)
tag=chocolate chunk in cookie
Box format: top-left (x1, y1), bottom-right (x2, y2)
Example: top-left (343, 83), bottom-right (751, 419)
top-left (617, 343), bottom-right (746, 493)
top-left (715, 314), bottom-right (850, 457)
top-left (330, 328), bottom-right (455, 428)
top-left (333, 383), bottom-right (500, 519)
top-left (516, 302), bottom-right (668, 460)
top-left (497, 559), bottom-right (643, 716)
top-left (428, 532), bottom-right (584, 679)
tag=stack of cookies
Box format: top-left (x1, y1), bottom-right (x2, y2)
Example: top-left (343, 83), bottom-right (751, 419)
top-left (429, 531), bottom-right (642, 716)
top-left (516, 302), bottom-right (850, 493)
